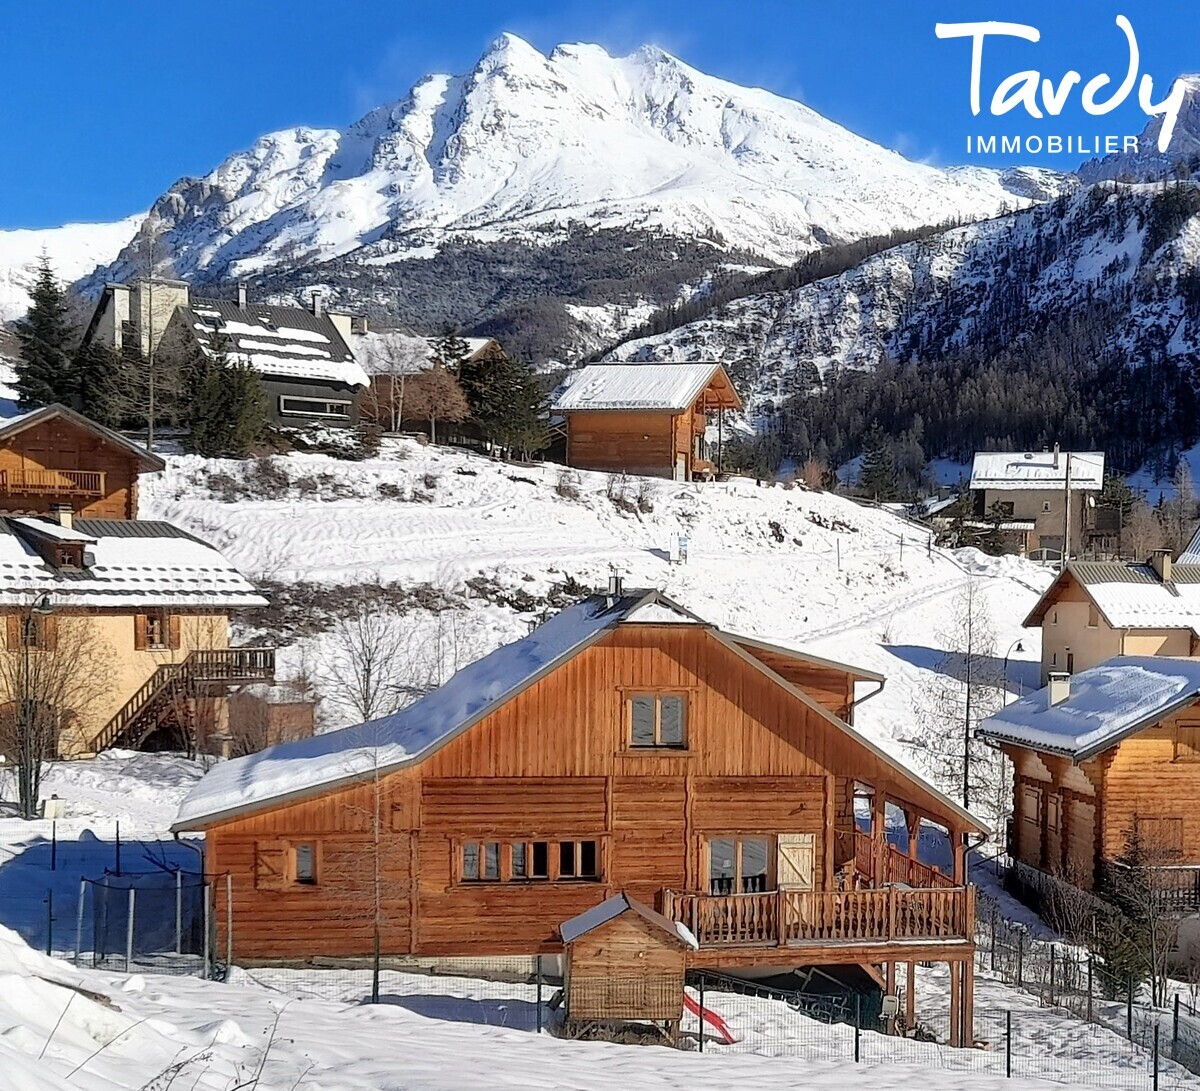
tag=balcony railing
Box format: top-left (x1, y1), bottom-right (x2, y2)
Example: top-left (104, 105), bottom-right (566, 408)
top-left (855, 830), bottom-right (958, 890)
top-left (0, 468), bottom-right (106, 496)
top-left (662, 885), bottom-right (974, 950)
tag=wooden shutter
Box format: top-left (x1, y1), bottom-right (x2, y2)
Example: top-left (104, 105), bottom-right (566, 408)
top-left (37, 615), bottom-right (57, 653)
top-left (776, 833), bottom-right (815, 891)
top-left (168, 614), bottom-right (181, 650)
top-left (254, 840), bottom-right (290, 890)
top-left (5, 615), bottom-right (19, 651)
top-left (133, 614), bottom-right (147, 651)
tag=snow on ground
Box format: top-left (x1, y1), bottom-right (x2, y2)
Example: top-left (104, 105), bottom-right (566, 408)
top-left (140, 438), bottom-right (1051, 757)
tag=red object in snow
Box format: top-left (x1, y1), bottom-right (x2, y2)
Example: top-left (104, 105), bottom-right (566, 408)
top-left (683, 991), bottom-right (737, 1044)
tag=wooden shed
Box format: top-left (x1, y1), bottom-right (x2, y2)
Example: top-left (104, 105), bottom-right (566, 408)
top-left (560, 892), bottom-right (697, 1029)
top-left (552, 363), bottom-right (742, 480)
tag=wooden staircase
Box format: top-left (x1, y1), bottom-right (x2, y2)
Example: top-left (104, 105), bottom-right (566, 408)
top-left (94, 647), bottom-right (275, 752)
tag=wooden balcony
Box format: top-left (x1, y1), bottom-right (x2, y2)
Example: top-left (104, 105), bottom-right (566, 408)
top-left (663, 885), bottom-right (974, 954)
top-left (0, 468), bottom-right (105, 497)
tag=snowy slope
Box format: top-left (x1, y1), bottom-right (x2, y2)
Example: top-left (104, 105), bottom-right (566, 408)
top-left (90, 34), bottom-right (1058, 291)
top-left (0, 213), bottom-right (144, 322)
top-left (606, 182), bottom-right (1200, 427)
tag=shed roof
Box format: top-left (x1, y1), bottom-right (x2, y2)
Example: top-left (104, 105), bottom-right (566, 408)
top-left (181, 299), bottom-right (369, 388)
top-left (970, 451), bottom-right (1104, 491)
top-left (173, 589), bottom-right (981, 835)
top-left (978, 656), bottom-right (1200, 760)
top-left (0, 404), bottom-right (165, 472)
top-left (1025, 561), bottom-right (1200, 631)
top-left (0, 516), bottom-right (266, 609)
top-left (552, 363), bottom-right (741, 412)
top-left (560, 892), bottom-right (697, 949)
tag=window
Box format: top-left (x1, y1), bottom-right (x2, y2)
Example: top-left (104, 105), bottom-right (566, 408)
top-left (1087, 604), bottom-right (1100, 629)
top-left (278, 396), bottom-right (352, 419)
top-left (134, 612), bottom-right (178, 651)
top-left (459, 839), bottom-right (598, 883)
top-left (12, 614), bottom-right (56, 652)
top-left (708, 837), bottom-right (771, 895)
top-left (1066, 652), bottom-right (1075, 673)
top-left (1042, 500), bottom-right (1052, 513)
top-left (1134, 816), bottom-right (1184, 862)
top-left (1052, 610), bottom-right (1058, 625)
top-left (628, 694), bottom-right (687, 748)
top-left (1046, 793), bottom-right (1061, 834)
top-left (294, 843), bottom-right (317, 884)
top-left (1051, 652), bottom-right (1057, 666)
top-left (54, 545), bottom-right (82, 569)
top-left (145, 612), bottom-right (166, 649)
top-left (1176, 722), bottom-right (1200, 761)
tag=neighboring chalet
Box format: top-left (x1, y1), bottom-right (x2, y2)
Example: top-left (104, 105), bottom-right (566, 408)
top-left (1024, 551), bottom-right (1200, 684)
top-left (0, 403), bottom-right (164, 520)
top-left (979, 658), bottom-right (1200, 919)
top-left (80, 280), bottom-right (370, 428)
top-left (553, 364), bottom-right (742, 481)
top-left (175, 585), bottom-right (986, 1045)
top-left (969, 447), bottom-right (1104, 558)
top-left (0, 511), bottom-right (271, 758)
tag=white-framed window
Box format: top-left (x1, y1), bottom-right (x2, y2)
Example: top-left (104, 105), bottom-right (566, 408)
top-left (278, 396), bottom-right (352, 419)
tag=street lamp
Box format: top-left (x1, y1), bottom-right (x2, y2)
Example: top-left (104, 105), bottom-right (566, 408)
top-left (1002, 638), bottom-right (1025, 704)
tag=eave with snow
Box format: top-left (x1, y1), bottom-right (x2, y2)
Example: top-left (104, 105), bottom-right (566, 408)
top-left (552, 363), bottom-right (742, 481)
top-left (173, 584), bottom-right (984, 1046)
top-left (979, 657), bottom-right (1200, 906)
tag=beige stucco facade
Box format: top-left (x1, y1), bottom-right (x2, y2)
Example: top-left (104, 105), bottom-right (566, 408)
top-left (1, 610), bottom-right (231, 756)
top-left (978, 487), bottom-right (1092, 556)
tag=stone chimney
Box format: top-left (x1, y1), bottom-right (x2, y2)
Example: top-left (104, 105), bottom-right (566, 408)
top-left (1052, 442), bottom-right (1061, 471)
top-left (50, 504), bottom-right (73, 530)
top-left (1151, 548), bottom-right (1174, 583)
top-left (310, 289), bottom-right (324, 318)
top-left (1047, 671), bottom-right (1071, 707)
top-left (237, 283), bottom-right (248, 309)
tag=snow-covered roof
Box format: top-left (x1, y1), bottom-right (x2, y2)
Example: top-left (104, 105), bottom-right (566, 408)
top-left (970, 450), bottom-right (1104, 491)
top-left (978, 656), bottom-right (1200, 760)
top-left (1182, 526), bottom-right (1200, 564)
top-left (560, 892), bottom-right (698, 949)
top-left (0, 517), bottom-right (266, 609)
top-left (173, 588), bottom-right (977, 833)
top-left (1026, 560), bottom-right (1200, 631)
top-left (552, 363), bottom-right (740, 412)
top-left (352, 331), bottom-right (500, 376)
top-left (181, 299), bottom-right (369, 388)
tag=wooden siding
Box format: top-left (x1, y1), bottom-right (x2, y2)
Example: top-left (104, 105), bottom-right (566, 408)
top-left (206, 624), bottom-right (972, 962)
top-left (0, 418), bottom-right (142, 518)
top-left (564, 410), bottom-right (679, 478)
top-left (736, 647), bottom-right (855, 720)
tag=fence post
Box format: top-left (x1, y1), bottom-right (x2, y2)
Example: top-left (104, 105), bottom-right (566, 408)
top-left (1006, 1010), bottom-right (1012, 1078)
top-left (50, 820), bottom-right (56, 872)
top-left (1087, 958), bottom-right (1094, 1023)
top-left (1128, 977), bottom-right (1134, 1041)
top-left (44, 890), bottom-right (52, 955)
top-left (115, 820), bottom-right (121, 877)
top-left (536, 956), bottom-right (543, 1034)
top-left (174, 869), bottom-right (182, 955)
top-left (225, 873), bottom-right (233, 972)
top-left (990, 903), bottom-right (997, 971)
top-left (1154, 1025), bottom-right (1160, 1091)
top-left (125, 887), bottom-right (135, 972)
top-left (1174, 995), bottom-right (1180, 1051)
top-left (73, 879), bottom-right (85, 967)
top-left (202, 883), bottom-right (211, 981)
top-left (1049, 944), bottom-right (1056, 1006)
top-left (855, 994), bottom-right (861, 1063)
top-left (698, 976), bottom-right (705, 1053)
top-left (1016, 934), bottom-right (1023, 987)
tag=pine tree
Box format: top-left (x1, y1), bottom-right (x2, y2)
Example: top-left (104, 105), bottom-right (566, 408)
top-left (429, 329), bottom-right (471, 374)
top-left (73, 341), bottom-right (123, 427)
top-left (13, 254), bottom-right (75, 408)
top-left (459, 351), bottom-right (547, 457)
top-left (859, 426), bottom-right (898, 500)
top-left (184, 341), bottom-right (267, 457)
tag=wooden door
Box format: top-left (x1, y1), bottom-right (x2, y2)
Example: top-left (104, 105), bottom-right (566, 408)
top-left (777, 833), bottom-right (815, 891)
top-left (675, 454), bottom-right (687, 481)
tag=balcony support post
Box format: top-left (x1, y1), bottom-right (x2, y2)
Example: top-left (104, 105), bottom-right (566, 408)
top-left (872, 788), bottom-right (887, 884)
top-left (885, 960), bottom-right (897, 1034)
top-left (963, 954), bottom-right (975, 1048)
top-left (949, 960), bottom-right (961, 1047)
top-left (905, 960), bottom-right (916, 1031)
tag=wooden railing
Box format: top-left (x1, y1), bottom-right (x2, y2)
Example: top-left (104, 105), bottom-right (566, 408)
top-left (854, 830), bottom-right (958, 889)
top-left (663, 885), bottom-right (973, 949)
top-left (93, 647), bottom-right (275, 752)
top-left (0, 468), bottom-right (105, 496)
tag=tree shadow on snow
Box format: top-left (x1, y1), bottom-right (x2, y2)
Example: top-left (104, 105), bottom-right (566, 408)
top-left (374, 992), bottom-right (539, 1031)
top-left (882, 645), bottom-right (1041, 697)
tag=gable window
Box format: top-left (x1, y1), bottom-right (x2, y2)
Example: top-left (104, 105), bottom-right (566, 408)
top-left (294, 843), bottom-right (317, 884)
top-left (278, 396), bottom-right (352, 419)
top-left (628, 693), bottom-right (687, 749)
top-left (459, 839), bottom-right (599, 884)
top-left (1087, 604), bottom-right (1100, 629)
top-left (708, 836), bottom-right (771, 895)
top-left (54, 545), bottom-right (83, 569)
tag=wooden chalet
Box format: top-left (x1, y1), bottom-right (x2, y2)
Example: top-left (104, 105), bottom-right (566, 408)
top-left (1025, 552), bottom-right (1200, 685)
top-left (979, 657), bottom-right (1200, 907)
top-left (0, 513), bottom-right (271, 758)
top-left (552, 363), bottom-right (742, 481)
top-left (0, 404), bottom-right (164, 520)
top-left (175, 583), bottom-right (986, 1045)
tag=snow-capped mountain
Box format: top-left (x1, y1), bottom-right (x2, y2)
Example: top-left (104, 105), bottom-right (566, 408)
top-left (0, 214), bottom-right (144, 322)
top-left (606, 181), bottom-right (1200, 469)
top-left (89, 35), bottom-right (1057, 295)
top-left (1079, 75), bottom-right (1200, 184)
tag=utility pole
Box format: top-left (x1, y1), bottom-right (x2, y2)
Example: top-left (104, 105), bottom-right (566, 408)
top-left (145, 236), bottom-right (156, 453)
top-left (962, 585), bottom-right (973, 810)
top-left (1062, 450), bottom-right (1072, 571)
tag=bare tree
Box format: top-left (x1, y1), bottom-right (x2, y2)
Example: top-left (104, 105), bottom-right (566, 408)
top-left (903, 579), bottom-right (1007, 820)
top-left (1165, 461), bottom-right (1199, 554)
top-left (799, 456), bottom-right (829, 490)
top-left (1125, 502), bottom-right (1165, 560)
top-left (403, 367), bottom-right (469, 445)
top-left (0, 602), bottom-right (114, 818)
top-left (359, 337), bottom-right (432, 432)
top-left (319, 604), bottom-right (419, 722)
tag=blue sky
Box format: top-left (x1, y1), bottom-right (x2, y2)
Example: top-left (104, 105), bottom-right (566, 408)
top-left (1, 1), bottom-right (1197, 229)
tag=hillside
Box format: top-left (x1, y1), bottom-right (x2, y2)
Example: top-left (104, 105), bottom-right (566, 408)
top-left (606, 181), bottom-right (1200, 478)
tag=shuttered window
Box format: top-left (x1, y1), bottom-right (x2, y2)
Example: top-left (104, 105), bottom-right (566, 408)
top-left (134, 611), bottom-right (181, 651)
top-left (7, 614), bottom-right (56, 651)
top-left (628, 693), bottom-right (687, 749)
top-left (1176, 723), bottom-right (1200, 761)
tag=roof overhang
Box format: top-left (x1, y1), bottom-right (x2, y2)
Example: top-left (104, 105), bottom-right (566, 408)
top-left (0, 404), bottom-right (166, 472)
